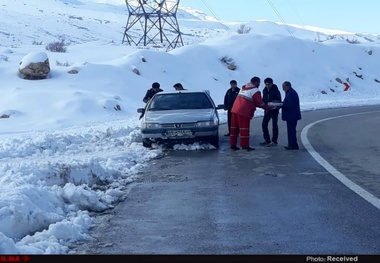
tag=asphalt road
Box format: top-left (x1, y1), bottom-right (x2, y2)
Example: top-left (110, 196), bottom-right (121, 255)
top-left (72, 105), bottom-right (380, 255)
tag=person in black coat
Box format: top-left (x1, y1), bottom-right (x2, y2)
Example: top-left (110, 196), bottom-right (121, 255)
top-left (260, 77), bottom-right (282, 147)
top-left (173, 83), bottom-right (186, 90)
top-left (281, 81), bottom-right (301, 150)
top-left (143, 82), bottom-right (163, 103)
top-left (140, 82), bottom-right (163, 119)
top-left (223, 80), bottom-right (240, 136)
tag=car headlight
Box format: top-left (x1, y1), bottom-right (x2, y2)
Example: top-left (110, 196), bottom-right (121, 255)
top-left (196, 121), bottom-right (212, 127)
top-left (213, 114), bottom-right (219, 125)
top-left (142, 123), bottom-right (162, 129)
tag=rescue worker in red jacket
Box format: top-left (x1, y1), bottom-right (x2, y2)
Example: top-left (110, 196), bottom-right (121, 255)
top-left (230, 76), bottom-right (270, 151)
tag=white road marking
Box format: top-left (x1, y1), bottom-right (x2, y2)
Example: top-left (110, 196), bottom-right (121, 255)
top-left (301, 111), bottom-right (380, 210)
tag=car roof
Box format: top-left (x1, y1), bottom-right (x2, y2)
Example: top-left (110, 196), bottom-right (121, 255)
top-left (157, 90), bottom-right (211, 95)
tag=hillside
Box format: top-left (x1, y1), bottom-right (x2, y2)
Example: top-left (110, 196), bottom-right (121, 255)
top-left (1, 0), bottom-right (380, 133)
top-left (1, 0), bottom-right (379, 47)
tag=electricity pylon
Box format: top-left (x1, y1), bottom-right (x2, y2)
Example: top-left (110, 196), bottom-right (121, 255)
top-left (122, 0), bottom-right (184, 51)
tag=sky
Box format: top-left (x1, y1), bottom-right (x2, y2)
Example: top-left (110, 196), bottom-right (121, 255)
top-left (1, 0), bottom-right (380, 255)
top-left (97, 0), bottom-right (380, 35)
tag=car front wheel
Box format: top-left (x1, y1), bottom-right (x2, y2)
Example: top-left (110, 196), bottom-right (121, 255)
top-left (209, 134), bottom-right (219, 149)
top-left (142, 138), bottom-right (153, 148)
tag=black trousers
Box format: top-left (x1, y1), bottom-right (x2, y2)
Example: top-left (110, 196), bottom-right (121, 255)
top-left (262, 110), bottom-right (279, 143)
top-left (227, 110), bottom-right (232, 133)
top-left (286, 119), bottom-right (299, 148)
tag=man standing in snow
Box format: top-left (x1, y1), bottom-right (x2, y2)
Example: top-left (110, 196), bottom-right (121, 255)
top-left (230, 76), bottom-right (269, 151)
top-left (223, 80), bottom-right (240, 136)
top-left (281, 81), bottom-right (301, 150)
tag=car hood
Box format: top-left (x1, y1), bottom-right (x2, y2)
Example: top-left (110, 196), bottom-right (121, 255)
top-left (144, 109), bottom-right (217, 123)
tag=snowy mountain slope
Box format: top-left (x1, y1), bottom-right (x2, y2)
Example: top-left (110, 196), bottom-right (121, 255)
top-left (1, 0), bottom-right (380, 255)
top-left (1, 0), bottom-right (379, 48)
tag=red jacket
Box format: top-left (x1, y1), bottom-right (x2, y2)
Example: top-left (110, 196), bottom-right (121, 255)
top-left (231, 82), bottom-right (269, 118)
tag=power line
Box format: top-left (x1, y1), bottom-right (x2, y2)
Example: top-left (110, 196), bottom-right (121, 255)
top-left (286, 0), bottom-right (321, 41)
top-left (200, 0), bottom-right (231, 34)
top-left (267, 0), bottom-right (295, 37)
top-left (287, 0), bottom-right (306, 27)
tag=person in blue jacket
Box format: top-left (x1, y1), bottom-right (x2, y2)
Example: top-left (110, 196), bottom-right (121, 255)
top-left (281, 81), bottom-right (301, 150)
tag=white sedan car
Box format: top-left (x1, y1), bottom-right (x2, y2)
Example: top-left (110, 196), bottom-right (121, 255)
top-left (137, 90), bottom-right (224, 148)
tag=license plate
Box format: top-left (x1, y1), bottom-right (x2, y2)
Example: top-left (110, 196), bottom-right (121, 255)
top-left (166, 130), bottom-right (193, 137)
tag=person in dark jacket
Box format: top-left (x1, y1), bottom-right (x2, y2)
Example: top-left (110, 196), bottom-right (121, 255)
top-left (281, 81), bottom-right (301, 150)
top-left (143, 82), bottom-right (163, 103)
top-left (173, 83), bottom-right (186, 90)
top-left (260, 77), bottom-right (282, 147)
top-left (140, 82), bottom-right (163, 119)
top-left (223, 80), bottom-right (240, 136)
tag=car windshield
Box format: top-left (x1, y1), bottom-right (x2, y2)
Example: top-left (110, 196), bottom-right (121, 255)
top-left (147, 93), bottom-right (213, 111)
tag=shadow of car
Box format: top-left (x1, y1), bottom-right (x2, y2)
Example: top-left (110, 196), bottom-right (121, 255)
top-left (137, 90), bottom-right (224, 148)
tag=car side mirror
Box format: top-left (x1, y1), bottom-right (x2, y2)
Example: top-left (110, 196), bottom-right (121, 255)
top-left (216, 104), bottom-right (224, 110)
top-left (137, 108), bottom-right (145, 113)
